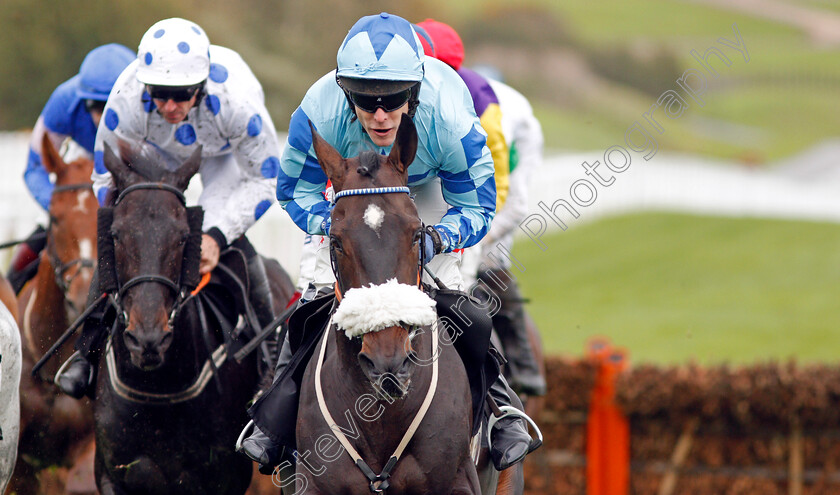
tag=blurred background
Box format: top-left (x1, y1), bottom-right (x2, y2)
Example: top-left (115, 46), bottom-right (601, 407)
top-left (2, 0), bottom-right (839, 365)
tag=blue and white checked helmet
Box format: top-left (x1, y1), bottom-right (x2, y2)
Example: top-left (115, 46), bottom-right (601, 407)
top-left (336, 12), bottom-right (424, 94)
top-left (136, 18), bottom-right (210, 86)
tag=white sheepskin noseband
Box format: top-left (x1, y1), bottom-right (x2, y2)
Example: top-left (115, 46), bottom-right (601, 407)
top-left (333, 279), bottom-right (437, 338)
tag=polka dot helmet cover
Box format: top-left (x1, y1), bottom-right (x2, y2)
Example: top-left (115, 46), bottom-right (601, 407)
top-left (136, 18), bottom-right (210, 86)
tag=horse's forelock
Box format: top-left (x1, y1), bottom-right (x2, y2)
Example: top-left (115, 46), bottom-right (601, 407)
top-left (124, 153), bottom-right (167, 183)
top-left (355, 151), bottom-right (382, 178)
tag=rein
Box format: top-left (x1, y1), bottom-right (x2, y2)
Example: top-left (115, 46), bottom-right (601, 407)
top-left (324, 185), bottom-right (436, 493)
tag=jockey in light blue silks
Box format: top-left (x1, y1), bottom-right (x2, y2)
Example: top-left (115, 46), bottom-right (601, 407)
top-left (7, 44), bottom-right (135, 294)
top-left (240, 12), bottom-right (540, 474)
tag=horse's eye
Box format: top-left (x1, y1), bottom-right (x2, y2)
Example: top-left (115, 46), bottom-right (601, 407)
top-left (110, 229), bottom-right (120, 241)
top-left (330, 236), bottom-right (343, 253)
top-left (413, 229), bottom-right (422, 245)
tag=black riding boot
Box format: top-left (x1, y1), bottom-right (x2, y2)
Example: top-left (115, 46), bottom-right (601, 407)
top-left (488, 373), bottom-right (536, 471)
top-left (479, 269), bottom-right (546, 396)
top-left (238, 328), bottom-right (293, 467)
top-left (57, 269), bottom-right (110, 399)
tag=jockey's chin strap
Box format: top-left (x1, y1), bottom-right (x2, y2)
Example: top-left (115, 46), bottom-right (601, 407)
top-left (315, 315), bottom-right (440, 493)
top-left (328, 186), bottom-right (422, 303)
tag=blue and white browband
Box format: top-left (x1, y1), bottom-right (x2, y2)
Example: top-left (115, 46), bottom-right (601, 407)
top-left (332, 186), bottom-right (410, 203)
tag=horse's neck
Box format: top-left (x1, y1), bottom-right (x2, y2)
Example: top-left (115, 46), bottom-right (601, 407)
top-left (21, 256), bottom-right (67, 357)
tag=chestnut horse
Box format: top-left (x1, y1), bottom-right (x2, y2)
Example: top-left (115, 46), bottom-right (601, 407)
top-left (94, 142), bottom-right (294, 494)
top-left (287, 115), bottom-right (522, 494)
top-left (9, 135), bottom-right (98, 495)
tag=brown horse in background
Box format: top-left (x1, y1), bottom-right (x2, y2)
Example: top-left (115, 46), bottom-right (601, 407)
top-left (8, 135), bottom-right (98, 495)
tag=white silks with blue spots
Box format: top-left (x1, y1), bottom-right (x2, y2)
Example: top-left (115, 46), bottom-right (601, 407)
top-left (92, 43), bottom-right (281, 246)
top-left (136, 18), bottom-right (211, 86)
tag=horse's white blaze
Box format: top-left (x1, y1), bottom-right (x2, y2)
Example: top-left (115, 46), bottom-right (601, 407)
top-left (363, 204), bottom-right (385, 236)
top-left (78, 238), bottom-right (93, 260)
top-left (73, 190), bottom-right (93, 213)
top-left (0, 304), bottom-right (22, 492)
top-left (334, 279), bottom-right (436, 338)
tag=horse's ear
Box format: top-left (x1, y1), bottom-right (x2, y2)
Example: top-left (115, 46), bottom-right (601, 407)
top-left (387, 114), bottom-right (417, 177)
top-left (172, 145), bottom-right (202, 191)
top-left (103, 141), bottom-right (134, 192)
top-left (310, 121), bottom-right (346, 189)
top-left (40, 133), bottom-right (64, 176)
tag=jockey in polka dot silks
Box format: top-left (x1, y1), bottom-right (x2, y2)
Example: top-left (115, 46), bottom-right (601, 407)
top-left (240, 12), bottom-right (540, 475)
top-left (7, 44), bottom-right (135, 294)
top-left (55, 17), bottom-right (282, 400)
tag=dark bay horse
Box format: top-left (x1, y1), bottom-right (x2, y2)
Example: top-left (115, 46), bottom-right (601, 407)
top-left (92, 142), bottom-right (278, 494)
top-left (290, 115), bottom-right (483, 494)
top-left (10, 135), bottom-right (98, 495)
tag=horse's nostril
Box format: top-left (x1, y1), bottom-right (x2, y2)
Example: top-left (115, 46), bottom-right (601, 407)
top-left (358, 353), bottom-right (376, 375)
top-left (158, 331), bottom-right (173, 351)
top-left (124, 330), bottom-right (141, 351)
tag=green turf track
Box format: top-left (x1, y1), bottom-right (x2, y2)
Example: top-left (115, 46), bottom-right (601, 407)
top-left (513, 212), bottom-right (840, 365)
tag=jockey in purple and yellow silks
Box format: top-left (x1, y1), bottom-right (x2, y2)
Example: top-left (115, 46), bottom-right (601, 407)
top-left (415, 19), bottom-right (509, 211)
top-left (416, 19), bottom-right (548, 398)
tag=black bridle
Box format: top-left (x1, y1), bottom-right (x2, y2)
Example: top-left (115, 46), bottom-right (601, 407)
top-left (47, 183), bottom-right (96, 296)
top-left (111, 183), bottom-right (193, 327)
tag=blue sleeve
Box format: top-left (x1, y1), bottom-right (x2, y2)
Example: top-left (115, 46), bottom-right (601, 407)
top-left (24, 148), bottom-right (53, 211)
top-left (276, 106), bottom-right (333, 234)
top-left (435, 122), bottom-right (496, 250)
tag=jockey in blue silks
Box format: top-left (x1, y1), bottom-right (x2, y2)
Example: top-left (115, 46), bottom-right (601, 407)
top-left (7, 44), bottom-right (135, 294)
top-left (239, 12), bottom-right (539, 473)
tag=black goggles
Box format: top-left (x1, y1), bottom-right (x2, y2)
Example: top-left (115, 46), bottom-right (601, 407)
top-left (147, 84), bottom-right (201, 102)
top-left (84, 99), bottom-right (106, 113)
top-left (347, 88), bottom-right (412, 113)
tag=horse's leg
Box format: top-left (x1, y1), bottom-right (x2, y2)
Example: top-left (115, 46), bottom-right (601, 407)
top-left (494, 463), bottom-right (524, 495)
top-left (451, 458), bottom-right (482, 495)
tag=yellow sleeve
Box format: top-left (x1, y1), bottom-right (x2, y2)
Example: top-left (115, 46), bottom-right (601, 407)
top-left (479, 103), bottom-right (509, 211)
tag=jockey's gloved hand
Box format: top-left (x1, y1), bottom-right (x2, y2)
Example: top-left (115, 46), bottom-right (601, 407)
top-left (422, 225), bottom-right (452, 264)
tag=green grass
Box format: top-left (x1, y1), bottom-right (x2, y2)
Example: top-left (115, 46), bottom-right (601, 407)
top-left (512, 212), bottom-right (840, 365)
top-left (438, 0), bottom-right (840, 162)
